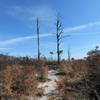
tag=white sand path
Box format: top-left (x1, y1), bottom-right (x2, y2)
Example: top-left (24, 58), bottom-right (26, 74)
top-left (38, 70), bottom-right (59, 100)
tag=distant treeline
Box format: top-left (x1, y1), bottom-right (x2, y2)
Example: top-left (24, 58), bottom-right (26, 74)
top-left (0, 54), bottom-right (58, 70)
top-left (0, 54), bottom-right (32, 70)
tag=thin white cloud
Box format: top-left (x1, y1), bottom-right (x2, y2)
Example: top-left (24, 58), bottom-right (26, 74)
top-left (64, 21), bottom-right (100, 33)
top-left (0, 48), bottom-right (11, 50)
top-left (1, 21), bottom-right (100, 46)
top-left (0, 33), bottom-right (53, 46)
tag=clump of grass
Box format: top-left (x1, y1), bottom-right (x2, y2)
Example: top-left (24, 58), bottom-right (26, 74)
top-left (36, 88), bottom-right (44, 97)
top-left (36, 66), bottom-right (49, 82)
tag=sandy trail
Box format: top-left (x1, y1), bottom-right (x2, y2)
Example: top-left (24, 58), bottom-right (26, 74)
top-left (38, 70), bottom-right (59, 100)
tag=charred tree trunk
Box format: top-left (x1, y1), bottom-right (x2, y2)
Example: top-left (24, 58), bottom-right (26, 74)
top-left (36, 18), bottom-right (40, 60)
top-left (56, 15), bottom-right (63, 64)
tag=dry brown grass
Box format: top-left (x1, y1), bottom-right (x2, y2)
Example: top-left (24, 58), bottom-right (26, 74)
top-left (36, 65), bottom-right (49, 82)
top-left (60, 60), bottom-right (88, 82)
top-left (0, 65), bottom-right (38, 97)
top-left (36, 88), bottom-right (44, 96)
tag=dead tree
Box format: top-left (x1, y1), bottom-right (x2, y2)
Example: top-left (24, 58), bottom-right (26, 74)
top-left (68, 47), bottom-right (71, 61)
top-left (55, 15), bottom-right (63, 64)
top-left (36, 17), bottom-right (40, 60)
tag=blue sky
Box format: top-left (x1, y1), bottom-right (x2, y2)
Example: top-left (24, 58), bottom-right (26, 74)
top-left (0, 0), bottom-right (100, 59)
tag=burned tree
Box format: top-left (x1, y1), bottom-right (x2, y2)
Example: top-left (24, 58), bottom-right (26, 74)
top-left (68, 47), bottom-right (71, 61)
top-left (36, 17), bottom-right (40, 60)
top-left (55, 15), bottom-right (63, 64)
